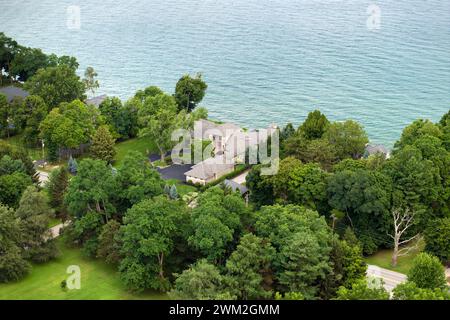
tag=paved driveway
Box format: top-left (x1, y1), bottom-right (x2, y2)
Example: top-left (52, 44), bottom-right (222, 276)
top-left (367, 265), bottom-right (407, 292)
top-left (157, 164), bottom-right (193, 181)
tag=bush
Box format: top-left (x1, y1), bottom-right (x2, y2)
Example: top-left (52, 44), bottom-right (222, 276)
top-left (407, 253), bottom-right (447, 290)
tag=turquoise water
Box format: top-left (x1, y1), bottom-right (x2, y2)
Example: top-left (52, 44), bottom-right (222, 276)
top-left (1, 0), bottom-right (449, 146)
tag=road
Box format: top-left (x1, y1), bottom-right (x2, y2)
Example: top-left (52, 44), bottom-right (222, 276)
top-left (367, 265), bottom-right (407, 292)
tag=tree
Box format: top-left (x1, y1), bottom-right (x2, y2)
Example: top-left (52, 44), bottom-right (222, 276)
top-left (46, 166), bottom-right (69, 218)
top-left (169, 184), bottom-right (179, 200)
top-left (388, 208), bottom-right (420, 267)
top-left (82, 66), bottom-right (99, 96)
top-left (327, 169), bottom-right (392, 254)
top-left (394, 119), bottom-right (442, 152)
top-left (392, 281), bottom-right (450, 300)
top-left (169, 259), bottom-right (234, 300)
top-left (407, 253), bottom-right (447, 290)
top-left (0, 204), bottom-right (30, 282)
top-left (114, 151), bottom-right (164, 211)
top-left (119, 197), bottom-right (183, 291)
top-left (21, 95), bottom-right (48, 146)
top-left (298, 110), bottom-right (329, 140)
top-left (174, 73), bottom-right (207, 112)
top-left (324, 120), bottom-right (369, 160)
top-left (99, 97), bottom-right (139, 139)
top-left (68, 156), bottom-right (78, 175)
top-left (9, 47), bottom-right (49, 82)
top-left (0, 93), bottom-right (11, 138)
top-left (64, 159), bottom-right (116, 221)
top-left (0, 33), bottom-right (20, 84)
top-left (335, 278), bottom-right (389, 300)
top-left (24, 64), bottom-right (86, 108)
top-left (225, 234), bottom-right (275, 299)
top-left (39, 100), bottom-right (100, 157)
top-left (96, 220), bottom-right (122, 265)
top-left (245, 164), bottom-right (274, 208)
top-left (0, 171), bottom-right (33, 208)
top-left (138, 92), bottom-right (187, 162)
top-left (90, 125), bottom-right (116, 163)
top-left (424, 218), bottom-right (450, 264)
top-left (15, 186), bottom-right (58, 263)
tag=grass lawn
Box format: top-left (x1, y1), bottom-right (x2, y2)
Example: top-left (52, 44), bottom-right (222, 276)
top-left (364, 238), bottom-right (425, 275)
top-left (114, 137), bottom-right (157, 167)
top-left (0, 239), bottom-right (168, 300)
top-left (165, 178), bottom-right (198, 196)
top-left (48, 217), bottom-right (62, 228)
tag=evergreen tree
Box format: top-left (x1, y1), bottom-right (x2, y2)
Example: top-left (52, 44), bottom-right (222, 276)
top-left (90, 125), bottom-right (116, 164)
top-left (46, 166), bottom-right (69, 219)
top-left (169, 184), bottom-right (179, 200)
top-left (68, 156), bottom-right (78, 175)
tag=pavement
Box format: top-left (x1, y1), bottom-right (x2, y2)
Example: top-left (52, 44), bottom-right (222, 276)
top-left (37, 170), bottom-right (49, 185)
top-left (367, 265), bottom-right (407, 292)
top-left (231, 169), bottom-right (250, 185)
top-left (157, 164), bottom-right (193, 181)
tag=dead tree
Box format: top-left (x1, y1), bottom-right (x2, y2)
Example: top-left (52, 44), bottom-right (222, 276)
top-left (388, 208), bottom-right (420, 267)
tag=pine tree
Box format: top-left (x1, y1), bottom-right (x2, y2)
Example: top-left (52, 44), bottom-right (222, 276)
top-left (68, 156), bottom-right (78, 175)
top-left (90, 125), bottom-right (116, 164)
top-left (169, 185), bottom-right (178, 200)
top-left (46, 166), bottom-right (69, 218)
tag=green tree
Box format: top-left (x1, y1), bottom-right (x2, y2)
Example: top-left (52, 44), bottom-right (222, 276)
top-left (115, 151), bottom-right (164, 211)
top-left (324, 120), bottom-right (369, 160)
top-left (119, 197), bottom-right (183, 291)
top-left (0, 204), bottom-right (30, 283)
top-left (174, 73), bottom-right (208, 112)
top-left (90, 125), bottom-right (116, 164)
top-left (15, 186), bottom-right (58, 263)
top-left (21, 95), bottom-right (48, 146)
top-left (245, 164), bottom-right (274, 208)
top-left (64, 159), bottom-right (116, 221)
top-left (392, 281), bottom-right (450, 300)
top-left (0, 93), bottom-right (11, 138)
top-left (138, 92), bottom-right (187, 162)
top-left (298, 110), bottom-right (329, 140)
top-left (225, 234), bottom-right (275, 299)
top-left (9, 47), bottom-right (49, 82)
top-left (394, 119), bottom-right (442, 152)
top-left (0, 33), bottom-right (20, 84)
top-left (424, 218), bottom-right (450, 264)
top-left (96, 220), bottom-right (122, 265)
top-left (82, 66), bottom-right (99, 96)
top-left (99, 97), bottom-right (139, 139)
top-left (169, 259), bottom-right (234, 300)
top-left (335, 278), bottom-right (389, 300)
top-left (46, 166), bottom-right (69, 218)
top-left (0, 171), bottom-right (33, 208)
top-left (24, 64), bottom-right (86, 108)
top-left (407, 253), bottom-right (447, 290)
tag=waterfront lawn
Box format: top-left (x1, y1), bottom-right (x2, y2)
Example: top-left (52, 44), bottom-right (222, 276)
top-left (114, 137), bottom-right (157, 167)
top-left (364, 238), bottom-right (424, 275)
top-left (0, 239), bottom-right (167, 300)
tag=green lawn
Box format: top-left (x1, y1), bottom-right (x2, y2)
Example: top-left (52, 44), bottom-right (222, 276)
top-left (165, 179), bottom-right (198, 196)
top-left (0, 239), bottom-right (168, 300)
top-left (114, 137), bottom-right (157, 167)
top-left (48, 217), bottom-right (62, 228)
top-left (364, 238), bottom-right (425, 275)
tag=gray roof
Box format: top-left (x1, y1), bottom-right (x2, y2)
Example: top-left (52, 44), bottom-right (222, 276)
top-left (0, 86), bottom-right (29, 103)
top-left (223, 179), bottom-right (248, 195)
top-left (365, 144), bottom-right (389, 156)
top-left (184, 156), bottom-right (234, 180)
top-left (193, 119), bottom-right (242, 140)
top-left (85, 94), bottom-right (108, 107)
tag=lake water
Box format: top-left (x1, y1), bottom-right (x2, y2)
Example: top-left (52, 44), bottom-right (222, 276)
top-left (1, 0), bottom-right (449, 146)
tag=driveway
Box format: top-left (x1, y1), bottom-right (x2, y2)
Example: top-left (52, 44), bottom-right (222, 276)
top-left (231, 169), bottom-right (250, 185)
top-left (367, 265), bottom-right (407, 292)
top-left (157, 164), bottom-right (193, 181)
top-left (37, 170), bottom-right (49, 186)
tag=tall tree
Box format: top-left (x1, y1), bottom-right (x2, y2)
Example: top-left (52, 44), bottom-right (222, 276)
top-left (0, 204), bottom-right (30, 283)
top-left (407, 253), bottom-right (447, 290)
top-left (24, 64), bottom-right (86, 108)
top-left (119, 197), bottom-right (183, 291)
top-left (298, 110), bottom-right (330, 140)
top-left (324, 120), bottom-right (369, 160)
top-left (90, 125), bottom-right (116, 164)
top-left (46, 166), bottom-right (69, 219)
top-left (82, 66), bottom-right (99, 96)
top-left (388, 208), bottom-right (420, 267)
top-left (174, 73), bottom-right (207, 112)
top-left (15, 186), bottom-right (58, 263)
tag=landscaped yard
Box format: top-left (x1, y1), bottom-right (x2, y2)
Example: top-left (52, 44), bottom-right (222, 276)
top-left (165, 178), bottom-right (198, 196)
top-left (114, 137), bottom-right (157, 167)
top-left (364, 238), bottom-right (425, 275)
top-left (0, 239), bottom-right (168, 300)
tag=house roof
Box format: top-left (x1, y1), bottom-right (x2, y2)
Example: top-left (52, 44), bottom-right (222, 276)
top-left (223, 179), bottom-right (248, 195)
top-left (365, 144), bottom-right (389, 156)
top-left (184, 155), bottom-right (234, 180)
top-left (0, 86), bottom-right (29, 103)
top-left (85, 94), bottom-right (108, 107)
top-left (193, 119), bottom-right (242, 140)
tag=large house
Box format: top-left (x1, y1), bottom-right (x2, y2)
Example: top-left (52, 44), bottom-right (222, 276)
top-left (184, 119), bottom-right (276, 185)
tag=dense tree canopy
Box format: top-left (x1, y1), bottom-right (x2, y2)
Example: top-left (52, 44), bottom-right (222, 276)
top-left (174, 74), bottom-right (207, 112)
